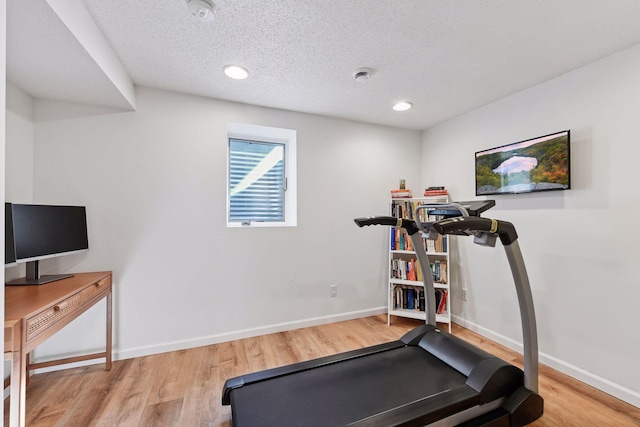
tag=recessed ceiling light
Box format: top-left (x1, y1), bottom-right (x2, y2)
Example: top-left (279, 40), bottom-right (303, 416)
top-left (393, 101), bottom-right (413, 112)
top-left (223, 65), bottom-right (249, 80)
top-left (186, 0), bottom-right (216, 22)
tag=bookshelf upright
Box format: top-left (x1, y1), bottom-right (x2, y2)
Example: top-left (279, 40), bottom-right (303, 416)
top-left (389, 195), bottom-right (452, 332)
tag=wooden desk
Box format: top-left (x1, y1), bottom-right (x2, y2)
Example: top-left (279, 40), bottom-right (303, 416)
top-left (4, 271), bottom-right (112, 427)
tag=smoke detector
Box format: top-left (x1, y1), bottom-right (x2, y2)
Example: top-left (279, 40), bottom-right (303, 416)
top-left (186, 0), bottom-right (216, 22)
top-left (353, 68), bottom-right (373, 83)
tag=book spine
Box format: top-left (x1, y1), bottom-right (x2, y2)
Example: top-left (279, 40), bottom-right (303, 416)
top-left (435, 289), bottom-right (443, 311)
top-left (407, 288), bottom-right (415, 310)
top-left (407, 259), bottom-right (416, 281)
top-left (390, 227), bottom-right (395, 250)
top-left (437, 290), bottom-right (448, 314)
top-left (440, 261), bottom-right (447, 284)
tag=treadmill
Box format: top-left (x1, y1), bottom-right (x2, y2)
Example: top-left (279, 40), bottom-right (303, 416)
top-left (222, 200), bottom-right (543, 426)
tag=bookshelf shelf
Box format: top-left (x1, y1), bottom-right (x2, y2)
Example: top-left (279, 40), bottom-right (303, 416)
top-left (389, 309), bottom-right (451, 323)
top-left (389, 278), bottom-right (448, 289)
top-left (388, 195), bottom-right (452, 332)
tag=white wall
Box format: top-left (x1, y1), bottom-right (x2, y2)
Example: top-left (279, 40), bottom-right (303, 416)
top-left (9, 87), bottom-right (421, 361)
top-left (422, 43), bottom-right (640, 406)
top-left (5, 82), bottom-right (34, 205)
top-left (4, 83), bottom-right (34, 284)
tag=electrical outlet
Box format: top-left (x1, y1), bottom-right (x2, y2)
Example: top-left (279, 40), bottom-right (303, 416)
top-left (330, 284), bottom-right (337, 298)
top-left (461, 288), bottom-right (468, 301)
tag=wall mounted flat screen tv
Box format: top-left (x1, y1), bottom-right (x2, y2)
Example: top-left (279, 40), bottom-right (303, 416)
top-left (475, 130), bottom-right (570, 196)
top-left (5, 203), bottom-right (89, 285)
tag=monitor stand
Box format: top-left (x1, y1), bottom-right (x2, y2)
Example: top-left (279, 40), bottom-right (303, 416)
top-left (5, 260), bottom-right (74, 286)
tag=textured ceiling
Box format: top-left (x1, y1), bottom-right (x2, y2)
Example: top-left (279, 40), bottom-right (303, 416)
top-left (6, 0), bottom-right (134, 110)
top-left (8, 0), bottom-right (640, 130)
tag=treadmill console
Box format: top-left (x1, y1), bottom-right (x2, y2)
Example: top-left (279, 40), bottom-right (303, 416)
top-left (427, 200), bottom-right (495, 218)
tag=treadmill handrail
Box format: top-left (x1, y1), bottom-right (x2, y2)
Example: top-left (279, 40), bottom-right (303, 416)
top-left (433, 216), bottom-right (518, 245)
top-left (433, 216), bottom-right (539, 394)
top-left (354, 216), bottom-right (421, 235)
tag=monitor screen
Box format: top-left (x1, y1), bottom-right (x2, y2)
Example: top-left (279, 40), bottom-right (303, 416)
top-left (9, 204), bottom-right (89, 263)
top-left (5, 203), bottom-right (16, 264)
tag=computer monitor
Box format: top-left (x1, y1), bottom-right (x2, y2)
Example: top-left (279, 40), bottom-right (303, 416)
top-left (5, 203), bottom-right (89, 285)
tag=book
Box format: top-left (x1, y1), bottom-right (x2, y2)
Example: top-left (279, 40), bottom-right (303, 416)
top-left (415, 259), bottom-right (423, 282)
top-left (394, 286), bottom-right (403, 309)
top-left (424, 189), bottom-right (449, 196)
top-left (434, 289), bottom-right (443, 311)
top-left (439, 261), bottom-right (447, 284)
top-left (437, 290), bottom-right (448, 314)
top-left (407, 288), bottom-right (415, 310)
top-left (407, 259), bottom-right (417, 281)
top-left (390, 227), bottom-right (396, 250)
top-left (391, 189), bottom-right (412, 198)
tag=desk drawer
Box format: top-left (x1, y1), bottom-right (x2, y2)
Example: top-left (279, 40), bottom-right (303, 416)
top-left (26, 276), bottom-right (111, 341)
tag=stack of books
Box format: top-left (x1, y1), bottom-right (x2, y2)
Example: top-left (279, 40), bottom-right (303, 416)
top-left (391, 189), bottom-right (413, 198)
top-left (424, 186), bottom-right (448, 197)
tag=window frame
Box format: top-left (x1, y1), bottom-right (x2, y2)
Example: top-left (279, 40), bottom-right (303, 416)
top-left (226, 123), bottom-right (297, 228)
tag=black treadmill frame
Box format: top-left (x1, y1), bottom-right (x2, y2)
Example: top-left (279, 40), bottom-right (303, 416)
top-left (222, 200), bottom-right (543, 426)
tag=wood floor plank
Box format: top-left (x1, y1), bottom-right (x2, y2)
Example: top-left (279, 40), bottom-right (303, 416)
top-left (139, 398), bottom-right (184, 426)
top-left (269, 331), bottom-right (300, 367)
top-left (177, 345), bottom-right (222, 426)
top-left (243, 333), bottom-right (279, 373)
top-left (92, 357), bottom-right (157, 426)
top-left (4, 315), bottom-right (640, 426)
top-left (58, 363), bottom-right (132, 426)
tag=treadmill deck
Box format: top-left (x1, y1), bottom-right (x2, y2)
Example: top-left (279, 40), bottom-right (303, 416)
top-left (229, 345), bottom-right (478, 426)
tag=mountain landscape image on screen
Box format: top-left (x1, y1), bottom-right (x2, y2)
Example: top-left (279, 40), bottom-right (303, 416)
top-left (476, 131), bottom-right (570, 195)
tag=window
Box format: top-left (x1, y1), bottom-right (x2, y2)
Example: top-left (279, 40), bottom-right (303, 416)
top-left (227, 123), bottom-right (297, 227)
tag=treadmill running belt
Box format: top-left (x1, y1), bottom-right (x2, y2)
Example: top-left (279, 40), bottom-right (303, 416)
top-left (230, 346), bottom-right (478, 426)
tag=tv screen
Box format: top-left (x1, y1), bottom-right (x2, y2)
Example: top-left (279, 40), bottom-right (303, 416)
top-left (475, 130), bottom-right (570, 196)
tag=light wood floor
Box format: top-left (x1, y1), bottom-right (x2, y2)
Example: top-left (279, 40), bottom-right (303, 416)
top-left (5, 315), bottom-right (640, 426)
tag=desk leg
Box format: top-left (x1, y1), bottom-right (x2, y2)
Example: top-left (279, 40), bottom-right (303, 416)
top-left (25, 353), bottom-right (30, 387)
top-left (106, 291), bottom-right (112, 370)
top-left (10, 350), bottom-right (27, 427)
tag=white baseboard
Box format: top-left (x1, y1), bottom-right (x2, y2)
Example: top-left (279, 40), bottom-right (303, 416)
top-left (452, 314), bottom-right (640, 409)
top-left (28, 306), bottom-right (388, 374)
